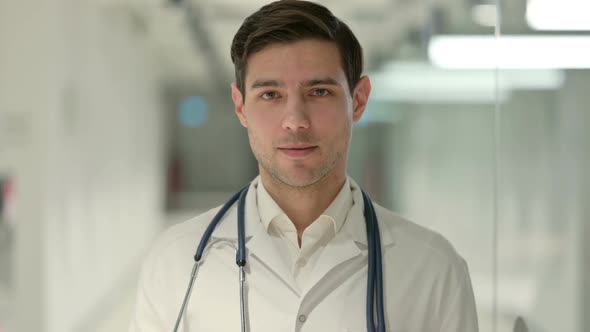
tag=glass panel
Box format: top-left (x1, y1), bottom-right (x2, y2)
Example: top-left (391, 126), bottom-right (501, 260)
top-left (346, 1), bottom-right (497, 331)
top-left (496, 1), bottom-right (590, 331)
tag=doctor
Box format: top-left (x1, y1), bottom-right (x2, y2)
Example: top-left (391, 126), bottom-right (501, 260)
top-left (130, 0), bottom-right (479, 331)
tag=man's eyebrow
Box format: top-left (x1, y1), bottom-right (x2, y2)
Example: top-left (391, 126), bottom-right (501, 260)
top-left (302, 78), bottom-right (340, 87)
top-left (250, 78), bottom-right (341, 89)
top-left (250, 80), bottom-right (284, 89)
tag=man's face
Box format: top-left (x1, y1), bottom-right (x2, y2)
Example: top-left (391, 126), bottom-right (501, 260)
top-left (231, 39), bottom-right (371, 188)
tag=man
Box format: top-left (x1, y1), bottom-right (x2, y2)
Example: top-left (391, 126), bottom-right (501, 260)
top-left (130, 1), bottom-right (479, 331)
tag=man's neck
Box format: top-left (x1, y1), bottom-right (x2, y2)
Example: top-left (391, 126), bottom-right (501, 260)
top-left (260, 171), bottom-right (346, 241)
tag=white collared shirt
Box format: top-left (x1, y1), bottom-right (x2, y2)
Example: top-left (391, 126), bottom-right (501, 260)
top-left (257, 178), bottom-right (352, 292)
top-left (129, 176), bottom-right (479, 332)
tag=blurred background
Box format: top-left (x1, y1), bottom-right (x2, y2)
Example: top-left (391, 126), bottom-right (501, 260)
top-left (0, 0), bottom-right (588, 331)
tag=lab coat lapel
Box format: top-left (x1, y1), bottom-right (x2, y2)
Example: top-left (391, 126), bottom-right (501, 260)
top-left (244, 179), bottom-right (299, 293)
top-left (299, 186), bottom-right (367, 298)
top-left (210, 177), bottom-right (299, 294)
top-left (207, 177), bottom-right (396, 299)
top-left (301, 230), bottom-right (364, 299)
top-left (245, 222), bottom-right (299, 294)
top-left (300, 179), bottom-right (396, 298)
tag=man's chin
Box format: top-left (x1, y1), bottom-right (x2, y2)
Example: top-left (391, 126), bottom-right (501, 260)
top-left (259, 161), bottom-right (332, 188)
top-left (273, 170), bottom-right (327, 189)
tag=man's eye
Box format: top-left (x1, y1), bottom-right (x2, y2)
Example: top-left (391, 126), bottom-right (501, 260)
top-left (311, 89), bottom-right (330, 97)
top-left (260, 91), bottom-right (279, 100)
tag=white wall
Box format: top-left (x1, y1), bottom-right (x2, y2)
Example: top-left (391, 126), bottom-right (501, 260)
top-left (0, 1), bottom-right (165, 331)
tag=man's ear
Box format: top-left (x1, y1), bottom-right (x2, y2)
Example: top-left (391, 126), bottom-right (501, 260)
top-left (351, 76), bottom-right (372, 123)
top-left (231, 82), bottom-right (247, 127)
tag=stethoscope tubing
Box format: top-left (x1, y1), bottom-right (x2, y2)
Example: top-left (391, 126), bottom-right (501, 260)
top-left (173, 183), bottom-right (386, 332)
top-left (363, 190), bottom-right (386, 332)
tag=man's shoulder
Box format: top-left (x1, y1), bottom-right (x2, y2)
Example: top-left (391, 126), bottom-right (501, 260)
top-left (374, 204), bottom-right (467, 268)
top-left (147, 206), bottom-right (225, 260)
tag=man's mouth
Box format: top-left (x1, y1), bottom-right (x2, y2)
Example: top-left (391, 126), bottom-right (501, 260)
top-left (277, 145), bottom-right (318, 158)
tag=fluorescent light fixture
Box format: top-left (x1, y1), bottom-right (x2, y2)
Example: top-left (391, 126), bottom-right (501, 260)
top-left (369, 62), bottom-right (563, 104)
top-left (527, 0), bottom-right (590, 31)
top-left (429, 35), bottom-right (590, 69)
top-left (471, 4), bottom-right (497, 27)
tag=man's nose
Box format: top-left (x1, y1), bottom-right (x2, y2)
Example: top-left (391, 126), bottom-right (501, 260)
top-left (281, 95), bottom-right (311, 131)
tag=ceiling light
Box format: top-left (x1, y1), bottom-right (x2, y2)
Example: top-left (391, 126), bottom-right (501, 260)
top-left (527, 0), bottom-right (590, 31)
top-left (369, 62), bottom-right (563, 104)
top-left (429, 35), bottom-right (590, 69)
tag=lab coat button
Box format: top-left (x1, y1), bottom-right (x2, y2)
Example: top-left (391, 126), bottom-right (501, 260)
top-left (298, 314), bottom-right (307, 323)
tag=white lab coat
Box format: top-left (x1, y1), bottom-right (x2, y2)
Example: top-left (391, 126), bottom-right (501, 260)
top-left (129, 177), bottom-right (479, 331)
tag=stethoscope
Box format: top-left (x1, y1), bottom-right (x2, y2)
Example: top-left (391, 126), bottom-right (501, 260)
top-left (173, 183), bottom-right (386, 332)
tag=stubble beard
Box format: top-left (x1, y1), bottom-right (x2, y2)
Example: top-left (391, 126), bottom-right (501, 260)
top-left (260, 150), bottom-right (341, 190)
top-left (249, 133), bottom-right (343, 190)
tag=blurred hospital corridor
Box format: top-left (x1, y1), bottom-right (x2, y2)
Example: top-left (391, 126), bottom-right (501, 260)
top-left (1, 0), bottom-right (589, 331)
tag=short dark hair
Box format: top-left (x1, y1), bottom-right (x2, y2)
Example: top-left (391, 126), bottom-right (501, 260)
top-left (230, 0), bottom-right (364, 96)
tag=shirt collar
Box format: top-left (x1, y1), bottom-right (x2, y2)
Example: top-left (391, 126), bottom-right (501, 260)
top-left (209, 176), bottom-right (395, 247)
top-left (256, 177), bottom-right (353, 234)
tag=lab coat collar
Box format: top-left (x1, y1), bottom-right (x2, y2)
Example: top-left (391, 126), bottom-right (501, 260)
top-left (208, 176), bottom-right (396, 247)
top-left (207, 176), bottom-right (395, 295)
top-left (209, 177), bottom-right (262, 240)
top-left (209, 177), bottom-right (298, 291)
top-left (343, 177), bottom-right (396, 247)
